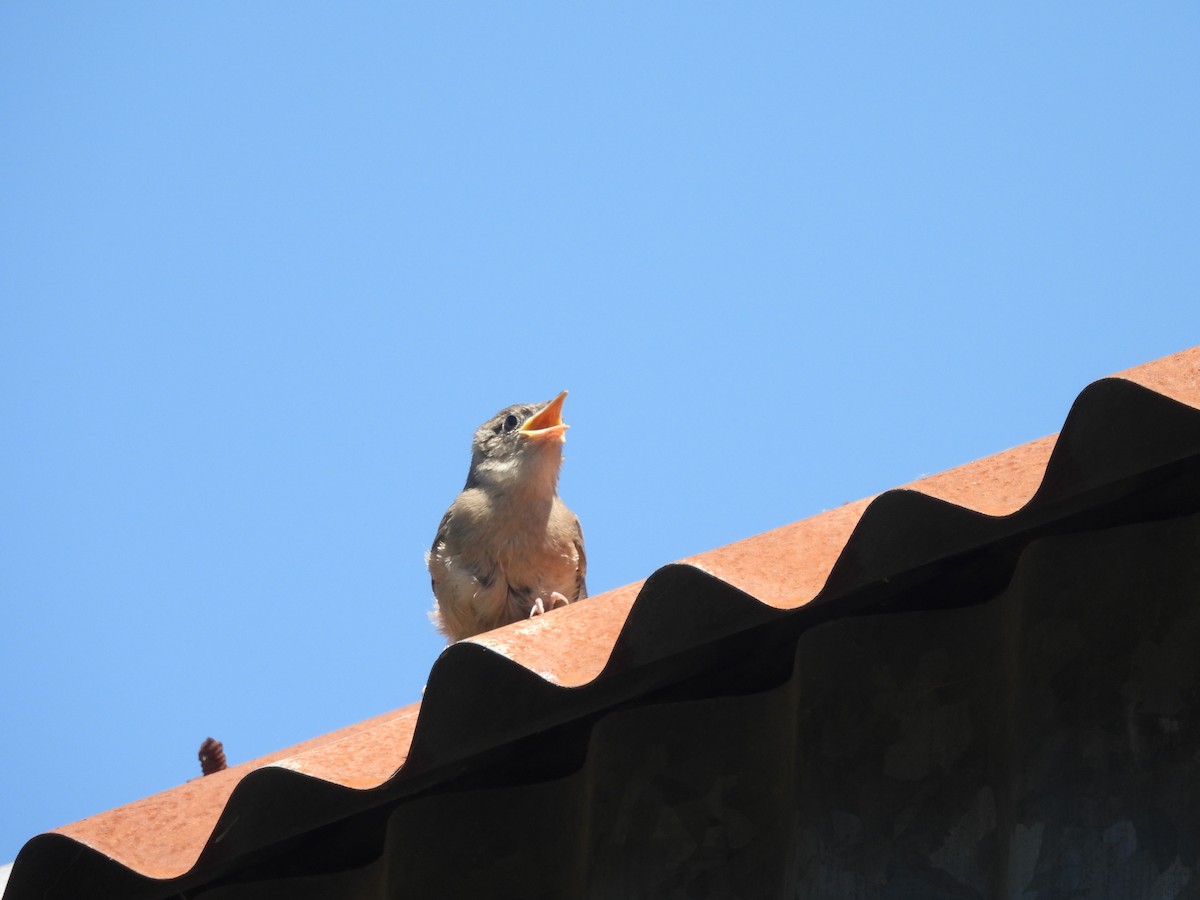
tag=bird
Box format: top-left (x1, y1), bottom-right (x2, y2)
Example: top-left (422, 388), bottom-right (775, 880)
top-left (428, 391), bottom-right (587, 641)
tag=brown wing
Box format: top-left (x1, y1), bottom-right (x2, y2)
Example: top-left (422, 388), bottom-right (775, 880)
top-left (573, 513), bottom-right (587, 600)
top-left (428, 507), bottom-right (453, 594)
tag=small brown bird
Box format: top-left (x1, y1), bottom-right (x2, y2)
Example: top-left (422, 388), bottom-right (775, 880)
top-left (428, 391), bottom-right (587, 641)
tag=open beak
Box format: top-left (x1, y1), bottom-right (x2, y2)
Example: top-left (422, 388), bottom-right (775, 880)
top-left (519, 390), bottom-right (569, 442)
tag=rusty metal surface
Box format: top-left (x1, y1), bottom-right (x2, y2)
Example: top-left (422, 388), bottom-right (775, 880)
top-left (189, 513), bottom-right (1200, 899)
top-left (229, 513), bottom-right (1200, 898)
top-left (6, 346), bottom-right (1200, 899)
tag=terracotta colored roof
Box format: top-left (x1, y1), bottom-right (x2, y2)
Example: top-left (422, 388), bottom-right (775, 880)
top-left (6, 346), bottom-right (1200, 899)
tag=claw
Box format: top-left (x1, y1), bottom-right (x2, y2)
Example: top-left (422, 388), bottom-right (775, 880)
top-left (529, 593), bottom-right (570, 619)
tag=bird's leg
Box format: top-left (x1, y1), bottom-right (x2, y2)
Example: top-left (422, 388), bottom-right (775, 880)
top-left (528, 592), bottom-right (571, 619)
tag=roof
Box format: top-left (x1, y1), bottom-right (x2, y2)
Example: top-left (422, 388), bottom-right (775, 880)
top-left (6, 346), bottom-right (1200, 899)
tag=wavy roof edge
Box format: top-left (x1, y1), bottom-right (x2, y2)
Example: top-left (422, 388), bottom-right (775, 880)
top-left (8, 345), bottom-right (1200, 897)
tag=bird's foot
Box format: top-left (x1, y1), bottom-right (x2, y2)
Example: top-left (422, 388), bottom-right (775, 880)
top-left (529, 592), bottom-right (571, 619)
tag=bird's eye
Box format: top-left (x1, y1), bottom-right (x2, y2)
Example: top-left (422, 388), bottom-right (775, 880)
top-left (501, 414), bottom-right (520, 433)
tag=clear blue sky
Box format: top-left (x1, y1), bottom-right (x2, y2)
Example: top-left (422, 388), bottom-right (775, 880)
top-left (1, 4), bottom-right (1196, 864)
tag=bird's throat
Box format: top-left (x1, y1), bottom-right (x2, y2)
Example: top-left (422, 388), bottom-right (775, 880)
top-left (472, 447), bottom-right (562, 506)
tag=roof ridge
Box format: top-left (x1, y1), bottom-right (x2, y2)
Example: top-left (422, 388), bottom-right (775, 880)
top-left (9, 345), bottom-right (1200, 898)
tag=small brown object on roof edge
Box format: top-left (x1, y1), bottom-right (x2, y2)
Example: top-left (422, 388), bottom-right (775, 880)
top-left (198, 738), bottom-right (226, 776)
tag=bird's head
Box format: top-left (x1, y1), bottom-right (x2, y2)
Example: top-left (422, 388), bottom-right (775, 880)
top-left (466, 391), bottom-right (570, 492)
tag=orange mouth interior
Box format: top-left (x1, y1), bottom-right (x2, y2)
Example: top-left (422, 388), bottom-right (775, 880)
top-left (520, 390), bottom-right (569, 438)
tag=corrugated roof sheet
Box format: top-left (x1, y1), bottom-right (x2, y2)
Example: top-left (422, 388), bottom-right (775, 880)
top-left (6, 346), bottom-right (1200, 899)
